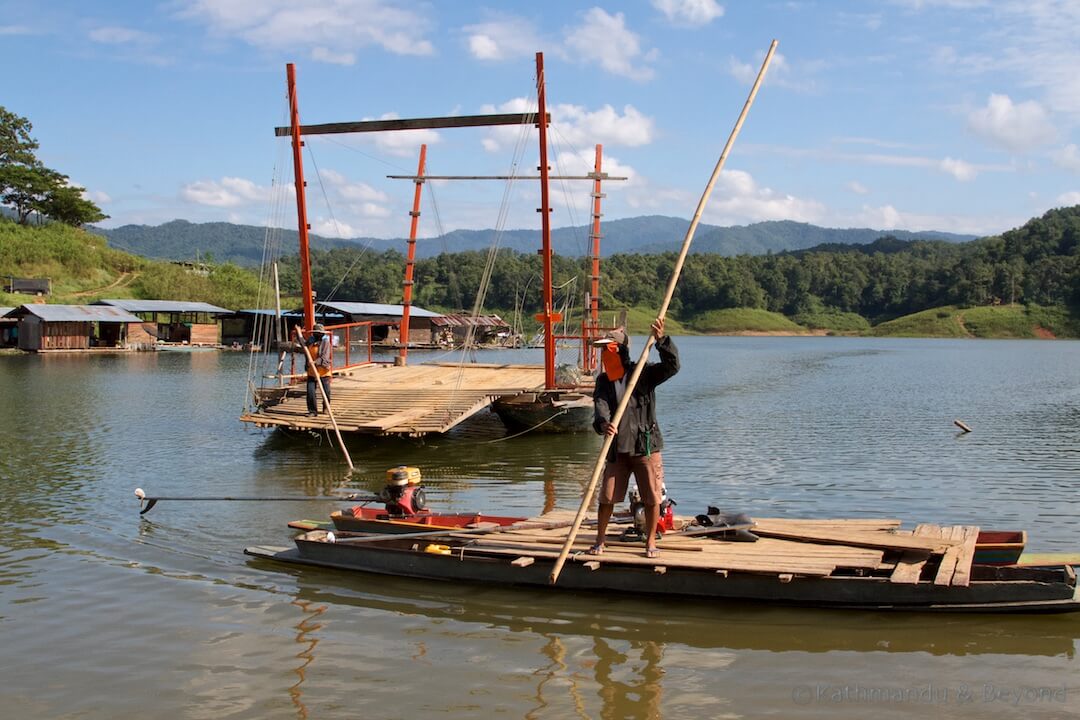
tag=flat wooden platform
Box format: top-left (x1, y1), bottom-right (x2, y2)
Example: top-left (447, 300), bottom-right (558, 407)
top-left (445, 511), bottom-right (977, 584)
top-left (240, 362), bottom-right (547, 436)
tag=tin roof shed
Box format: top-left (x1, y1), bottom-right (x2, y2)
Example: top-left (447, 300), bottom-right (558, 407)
top-left (8, 304), bottom-right (143, 323)
top-left (94, 299), bottom-right (233, 315)
top-left (317, 301), bottom-right (441, 318)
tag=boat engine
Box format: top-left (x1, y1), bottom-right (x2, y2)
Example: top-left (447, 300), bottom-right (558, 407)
top-left (626, 486), bottom-right (676, 540)
top-left (378, 465), bottom-right (427, 517)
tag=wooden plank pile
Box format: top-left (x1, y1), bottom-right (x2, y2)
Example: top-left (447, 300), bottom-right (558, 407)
top-left (449, 512), bottom-right (979, 585)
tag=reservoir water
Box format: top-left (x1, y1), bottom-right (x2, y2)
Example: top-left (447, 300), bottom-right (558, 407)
top-left (1, 336), bottom-right (1078, 718)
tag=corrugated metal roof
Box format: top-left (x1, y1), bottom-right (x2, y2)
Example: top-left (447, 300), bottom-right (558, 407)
top-left (318, 301), bottom-right (441, 318)
top-left (431, 313), bottom-right (510, 328)
top-left (10, 304), bottom-right (144, 323)
top-left (95, 299), bottom-right (233, 314)
top-left (0, 307), bottom-right (14, 317)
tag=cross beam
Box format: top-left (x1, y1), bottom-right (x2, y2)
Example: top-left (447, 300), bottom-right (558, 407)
top-left (274, 112), bottom-right (551, 137)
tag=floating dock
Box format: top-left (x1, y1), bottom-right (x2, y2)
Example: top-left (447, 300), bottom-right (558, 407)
top-left (241, 362), bottom-right (548, 436)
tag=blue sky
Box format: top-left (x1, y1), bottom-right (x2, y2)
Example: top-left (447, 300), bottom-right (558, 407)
top-left (3, 0), bottom-right (1080, 240)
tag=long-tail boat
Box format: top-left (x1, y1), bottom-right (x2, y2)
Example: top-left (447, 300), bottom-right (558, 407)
top-left (249, 512), bottom-right (1080, 613)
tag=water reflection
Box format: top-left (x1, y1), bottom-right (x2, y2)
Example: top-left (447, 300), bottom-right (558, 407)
top-left (288, 598), bottom-right (326, 720)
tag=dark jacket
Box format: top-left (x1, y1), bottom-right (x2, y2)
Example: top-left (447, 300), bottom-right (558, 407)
top-left (593, 335), bottom-right (679, 461)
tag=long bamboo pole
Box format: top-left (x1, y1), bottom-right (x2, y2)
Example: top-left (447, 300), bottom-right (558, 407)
top-left (549, 39), bottom-right (778, 585)
top-left (297, 328), bottom-right (355, 471)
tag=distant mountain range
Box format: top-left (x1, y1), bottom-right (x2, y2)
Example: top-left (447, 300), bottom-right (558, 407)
top-left (91, 216), bottom-right (977, 267)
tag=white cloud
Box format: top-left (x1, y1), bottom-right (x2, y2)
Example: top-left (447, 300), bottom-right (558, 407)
top-left (1056, 191), bottom-right (1080, 206)
top-left (967, 94), bottom-right (1056, 153)
top-left (939, 156), bottom-right (977, 181)
top-left (179, 0), bottom-right (434, 58)
top-left (625, 168), bottom-right (824, 225)
top-left (320, 169), bottom-right (390, 203)
top-left (83, 189), bottom-right (112, 204)
top-left (0, 25), bottom-right (33, 35)
top-left (180, 177), bottom-right (272, 207)
top-left (464, 17), bottom-right (540, 61)
top-left (89, 26), bottom-right (156, 45)
top-left (311, 46), bottom-right (355, 65)
top-left (552, 150), bottom-right (638, 187)
top-left (313, 218), bottom-right (356, 237)
top-left (652, 0), bottom-right (724, 25)
top-left (846, 181), bottom-right (869, 195)
top-left (564, 8), bottom-right (655, 81)
top-left (480, 98), bottom-right (655, 153)
top-left (354, 202), bottom-right (392, 218)
top-left (726, 52), bottom-right (817, 92)
top-left (1053, 144), bottom-right (1080, 172)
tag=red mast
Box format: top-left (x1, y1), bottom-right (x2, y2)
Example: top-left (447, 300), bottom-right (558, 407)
top-left (535, 52), bottom-right (556, 389)
top-left (286, 63), bottom-right (315, 332)
top-left (399, 144), bottom-right (427, 364)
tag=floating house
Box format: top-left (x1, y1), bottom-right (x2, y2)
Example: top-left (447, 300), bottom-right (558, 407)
top-left (0, 307), bottom-right (16, 347)
top-left (316, 301), bottom-right (442, 345)
top-left (93, 299), bottom-right (233, 346)
top-left (431, 313), bottom-right (513, 346)
top-left (3, 304), bottom-right (143, 352)
top-left (225, 308), bottom-right (344, 348)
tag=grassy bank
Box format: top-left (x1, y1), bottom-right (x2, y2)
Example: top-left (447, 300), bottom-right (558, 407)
top-left (0, 219), bottom-right (261, 309)
top-left (870, 304), bottom-right (1080, 339)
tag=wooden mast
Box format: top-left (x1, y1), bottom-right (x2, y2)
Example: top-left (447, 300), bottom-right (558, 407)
top-left (286, 63), bottom-right (315, 332)
top-left (399, 144), bottom-right (427, 364)
top-left (535, 51), bottom-right (557, 389)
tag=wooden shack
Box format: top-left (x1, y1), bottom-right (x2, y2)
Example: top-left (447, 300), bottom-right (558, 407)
top-left (5, 304), bottom-right (143, 352)
top-left (225, 309), bottom-right (343, 348)
top-left (93, 299), bottom-right (232, 346)
top-left (317, 301), bottom-right (442, 346)
top-left (5, 277), bottom-right (50, 295)
top-left (431, 313), bottom-right (512, 347)
top-left (0, 307), bottom-right (17, 347)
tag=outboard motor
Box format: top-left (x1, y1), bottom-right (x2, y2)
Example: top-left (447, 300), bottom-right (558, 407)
top-left (378, 465), bottom-right (427, 517)
top-left (623, 486), bottom-right (676, 541)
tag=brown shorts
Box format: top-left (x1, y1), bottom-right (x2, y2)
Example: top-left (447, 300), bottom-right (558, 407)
top-left (598, 452), bottom-right (663, 506)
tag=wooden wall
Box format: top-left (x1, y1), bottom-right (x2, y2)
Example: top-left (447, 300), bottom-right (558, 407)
top-left (190, 323), bottom-right (219, 345)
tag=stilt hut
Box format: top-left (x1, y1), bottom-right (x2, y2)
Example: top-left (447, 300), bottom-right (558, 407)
top-left (93, 299), bottom-right (232, 346)
top-left (5, 304), bottom-right (143, 352)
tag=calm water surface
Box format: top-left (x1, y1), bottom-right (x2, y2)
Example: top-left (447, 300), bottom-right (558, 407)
top-left (1, 336), bottom-right (1078, 719)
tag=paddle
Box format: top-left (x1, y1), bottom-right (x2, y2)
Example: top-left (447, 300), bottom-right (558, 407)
top-left (548, 39), bottom-right (779, 585)
top-left (296, 327), bottom-right (354, 472)
top-left (134, 488), bottom-right (376, 515)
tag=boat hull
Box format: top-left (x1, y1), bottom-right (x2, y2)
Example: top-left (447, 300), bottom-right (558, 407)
top-left (492, 392), bottom-right (594, 433)
top-left (247, 535), bottom-right (1080, 613)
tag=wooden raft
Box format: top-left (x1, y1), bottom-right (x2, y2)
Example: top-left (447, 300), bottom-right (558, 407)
top-left (448, 512), bottom-right (978, 585)
top-left (240, 362), bottom-right (547, 436)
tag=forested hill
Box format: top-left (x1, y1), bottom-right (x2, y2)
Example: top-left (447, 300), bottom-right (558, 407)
top-left (92, 216), bottom-right (974, 267)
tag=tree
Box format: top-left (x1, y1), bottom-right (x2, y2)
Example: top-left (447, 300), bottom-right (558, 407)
top-left (0, 106), bottom-right (38, 165)
top-left (39, 183), bottom-right (108, 227)
top-left (0, 106), bottom-right (106, 226)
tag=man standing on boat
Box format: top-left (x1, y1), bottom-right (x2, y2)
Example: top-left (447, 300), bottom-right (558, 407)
top-left (590, 318), bottom-right (679, 558)
top-left (304, 324), bottom-right (333, 416)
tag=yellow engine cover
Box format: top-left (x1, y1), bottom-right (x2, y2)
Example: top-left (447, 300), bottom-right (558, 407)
top-left (386, 465), bottom-right (422, 485)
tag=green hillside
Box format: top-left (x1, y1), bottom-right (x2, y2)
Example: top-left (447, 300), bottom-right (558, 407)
top-left (0, 219), bottom-right (261, 309)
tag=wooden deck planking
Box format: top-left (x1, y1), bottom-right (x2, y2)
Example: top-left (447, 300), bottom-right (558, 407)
top-left (241, 362), bottom-right (547, 435)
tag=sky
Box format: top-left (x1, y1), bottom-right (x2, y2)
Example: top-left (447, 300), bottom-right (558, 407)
top-left (4, 0), bottom-right (1080, 242)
